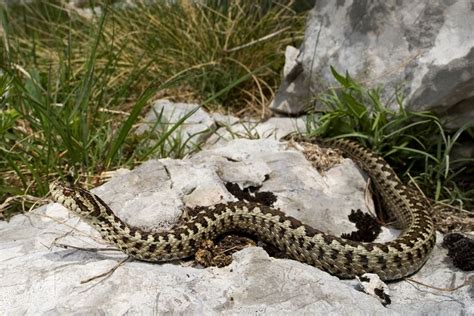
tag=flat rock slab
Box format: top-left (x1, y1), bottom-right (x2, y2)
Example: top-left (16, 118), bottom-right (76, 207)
top-left (0, 139), bottom-right (472, 314)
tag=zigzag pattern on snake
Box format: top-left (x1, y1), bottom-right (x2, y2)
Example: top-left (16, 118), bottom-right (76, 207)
top-left (49, 138), bottom-right (437, 281)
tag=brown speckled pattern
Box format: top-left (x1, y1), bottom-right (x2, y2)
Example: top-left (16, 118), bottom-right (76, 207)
top-left (49, 139), bottom-right (436, 281)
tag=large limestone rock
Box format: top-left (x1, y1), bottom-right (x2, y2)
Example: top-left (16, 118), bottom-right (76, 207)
top-left (0, 139), bottom-right (472, 314)
top-left (271, 1), bottom-right (474, 130)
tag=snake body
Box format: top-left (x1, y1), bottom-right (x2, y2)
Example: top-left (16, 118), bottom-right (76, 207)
top-left (49, 138), bottom-right (436, 281)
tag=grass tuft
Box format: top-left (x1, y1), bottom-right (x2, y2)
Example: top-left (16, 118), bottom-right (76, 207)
top-left (307, 68), bottom-right (474, 210)
top-left (0, 1), bottom-right (305, 217)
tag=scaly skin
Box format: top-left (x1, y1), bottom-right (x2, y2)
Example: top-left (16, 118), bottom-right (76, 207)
top-left (49, 138), bottom-right (436, 281)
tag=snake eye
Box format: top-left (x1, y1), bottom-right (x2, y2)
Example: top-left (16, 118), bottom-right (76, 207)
top-left (62, 188), bottom-right (74, 197)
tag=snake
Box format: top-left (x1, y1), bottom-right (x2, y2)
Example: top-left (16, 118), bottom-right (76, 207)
top-left (49, 138), bottom-right (436, 281)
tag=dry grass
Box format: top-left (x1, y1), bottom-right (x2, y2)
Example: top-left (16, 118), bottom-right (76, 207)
top-left (0, 1), bottom-right (307, 217)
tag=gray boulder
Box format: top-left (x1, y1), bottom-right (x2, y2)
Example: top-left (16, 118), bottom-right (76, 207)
top-left (271, 1), bottom-right (474, 129)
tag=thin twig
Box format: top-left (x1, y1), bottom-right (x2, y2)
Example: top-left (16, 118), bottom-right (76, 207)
top-left (29, 212), bottom-right (107, 244)
top-left (224, 27), bottom-right (290, 53)
top-left (51, 103), bottom-right (129, 115)
top-left (407, 173), bottom-right (472, 214)
top-left (364, 178), bottom-right (377, 219)
top-left (53, 242), bottom-right (121, 253)
top-left (81, 256), bottom-right (131, 284)
top-left (50, 229), bottom-right (74, 249)
top-left (434, 200), bottom-right (472, 214)
top-left (97, 108), bottom-right (130, 115)
top-left (0, 194), bottom-right (44, 214)
top-left (406, 173), bottom-right (428, 199)
top-left (406, 276), bottom-right (474, 292)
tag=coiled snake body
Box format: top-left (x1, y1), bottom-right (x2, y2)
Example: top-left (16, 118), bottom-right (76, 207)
top-left (50, 138), bottom-right (436, 281)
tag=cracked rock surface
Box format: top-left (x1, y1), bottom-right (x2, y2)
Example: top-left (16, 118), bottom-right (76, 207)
top-left (1, 139), bottom-right (472, 314)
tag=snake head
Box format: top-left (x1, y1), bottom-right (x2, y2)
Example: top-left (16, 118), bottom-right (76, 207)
top-left (49, 180), bottom-right (79, 211)
top-left (49, 180), bottom-right (100, 219)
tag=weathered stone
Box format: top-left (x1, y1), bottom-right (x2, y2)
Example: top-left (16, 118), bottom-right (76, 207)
top-left (205, 117), bottom-right (307, 148)
top-left (136, 99), bottom-right (216, 154)
top-left (271, 1), bottom-right (474, 129)
top-left (0, 139), bottom-right (471, 314)
top-left (137, 100), bottom-right (308, 155)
